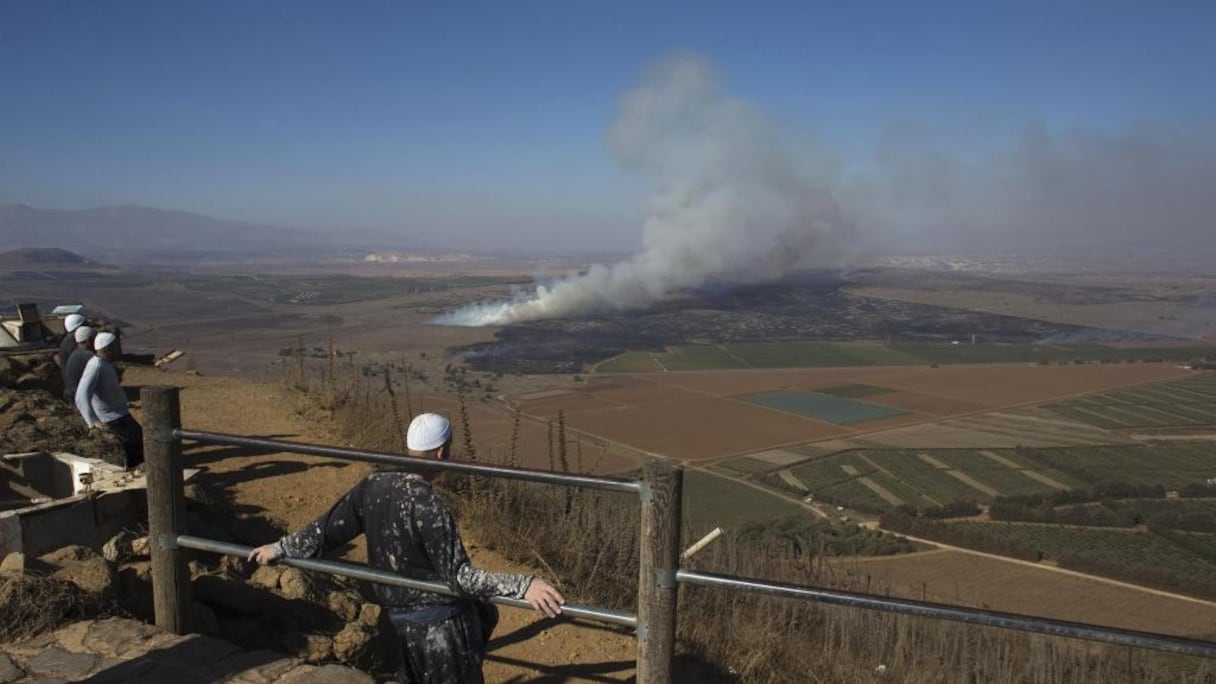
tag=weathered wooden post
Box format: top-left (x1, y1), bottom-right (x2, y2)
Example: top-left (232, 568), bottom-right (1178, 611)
top-left (637, 459), bottom-right (683, 683)
top-left (143, 385), bottom-right (191, 634)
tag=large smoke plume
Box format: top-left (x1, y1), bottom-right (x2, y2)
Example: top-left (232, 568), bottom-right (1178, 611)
top-left (438, 55), bottom-right (851, 327)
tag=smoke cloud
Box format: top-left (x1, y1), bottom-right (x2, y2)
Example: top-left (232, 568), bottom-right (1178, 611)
top-left (438, 55), bottom-right (852, 327)
top-left (845, 119), bottom-right (1216, 252)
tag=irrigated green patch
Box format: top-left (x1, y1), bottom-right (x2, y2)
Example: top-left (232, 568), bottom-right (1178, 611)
top-left (746, 391), bottom-right (905, 425)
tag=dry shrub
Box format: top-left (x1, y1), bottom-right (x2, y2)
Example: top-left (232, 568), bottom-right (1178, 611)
top-left (0, 572), bottom-right (84, 641)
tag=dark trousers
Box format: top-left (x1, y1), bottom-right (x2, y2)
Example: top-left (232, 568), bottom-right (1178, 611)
top-left (105, 413), bottom-right (144, 469)
top-left (385, 602), bottom-right (498, 684)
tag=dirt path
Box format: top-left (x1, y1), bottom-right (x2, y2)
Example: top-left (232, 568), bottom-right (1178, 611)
top-left (126, 367), bottom-right (638, 683)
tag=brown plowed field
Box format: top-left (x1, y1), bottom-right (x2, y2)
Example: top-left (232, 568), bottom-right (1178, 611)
top-left (578, 377), bottom-right (699, 404)
top-left (562, 396), bottom-right (848, 460)
top-left (828, 550), bottom-right (1216, 638)
top-left (543, 364), bottom-right (1192, 460)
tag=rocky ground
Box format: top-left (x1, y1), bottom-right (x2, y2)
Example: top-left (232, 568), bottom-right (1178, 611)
top-left (0, 352), bottom-right (128, 465)
top-left (1, 363), bottom-right (638, 682)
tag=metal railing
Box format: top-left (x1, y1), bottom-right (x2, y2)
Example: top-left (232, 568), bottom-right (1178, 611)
top-left (140, 386), bottom-right (1216, 684)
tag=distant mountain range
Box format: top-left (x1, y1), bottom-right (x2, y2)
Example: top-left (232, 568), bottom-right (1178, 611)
top-left (0, 203), bottom-right (375, 262)
top-left (0, 247), bottom-right (102, 269)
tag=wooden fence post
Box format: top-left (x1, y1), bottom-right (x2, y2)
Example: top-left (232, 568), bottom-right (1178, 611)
top-left (143, 385), bottom-right (191, 634)
top-left (637, 459), bottom-right (683, 683)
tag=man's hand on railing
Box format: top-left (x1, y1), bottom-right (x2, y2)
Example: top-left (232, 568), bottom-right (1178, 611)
top-left (248, 543), bottom-right (282, 565)
top-left (524, 578), bottom-right (566, 618)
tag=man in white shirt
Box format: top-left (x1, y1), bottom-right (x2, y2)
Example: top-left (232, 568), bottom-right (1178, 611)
top-left (75, 331), bottom-right (143, 469)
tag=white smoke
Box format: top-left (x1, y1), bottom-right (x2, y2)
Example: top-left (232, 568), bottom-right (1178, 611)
top-left (438, 55), bottom-right (851, 327)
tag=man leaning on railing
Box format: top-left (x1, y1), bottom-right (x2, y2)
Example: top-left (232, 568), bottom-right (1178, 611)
top-left (249, 412), bottom-right (565, 684)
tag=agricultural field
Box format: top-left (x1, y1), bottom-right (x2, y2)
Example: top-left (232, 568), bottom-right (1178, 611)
top-left (828, 550), bottom-right (1216, 637)
top-left (682, 469), bottom-right (806, 534)
top-left (781, 448), bottom-right (1084, 513)
top-left (515, 364), bottom-right (1192, 461)
top-left (598, 341), bottom-right (1216, 373)
top-left (1020, 443), bottom-right (1216, 488)
top-left (173, 274), bottom-right (530, 306)
top-left (942, 521), bottom-right (1216, 600)
top-left (1045, 373), bottom-right (1216, 431)
top-left (744, 390), bottom-right (907, 425)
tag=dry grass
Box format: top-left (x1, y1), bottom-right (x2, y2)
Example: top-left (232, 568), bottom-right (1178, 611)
top-left (0, 571), bottom-right (112, 642)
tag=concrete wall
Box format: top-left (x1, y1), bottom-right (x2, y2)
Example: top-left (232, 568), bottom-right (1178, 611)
top-left (0, 489), bottom-right (145, 558)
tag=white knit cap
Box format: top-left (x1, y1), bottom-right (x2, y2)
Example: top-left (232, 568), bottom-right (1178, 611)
top-left (64, 314), bottom-right (85, 332)
top-left (73, 326), bottom-right (94, 343)
top-left (94, 331), bottom-right (117, 351)
top-left (406, 413), bottom-right (452, 452)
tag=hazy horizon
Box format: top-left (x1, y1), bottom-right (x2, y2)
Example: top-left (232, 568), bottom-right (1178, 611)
top-left (3, 2), bottom-right (1214, 256)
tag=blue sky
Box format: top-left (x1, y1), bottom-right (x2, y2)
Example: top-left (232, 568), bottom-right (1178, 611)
top-left (2, 1), bottom-right (1213, 251)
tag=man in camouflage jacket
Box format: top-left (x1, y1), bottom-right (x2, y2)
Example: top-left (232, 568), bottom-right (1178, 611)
top-left (249, 413), bottom-right (565, 683)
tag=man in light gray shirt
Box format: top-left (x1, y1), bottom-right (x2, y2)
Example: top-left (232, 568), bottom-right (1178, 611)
top-left (75, 331), bottom-right (143, 468)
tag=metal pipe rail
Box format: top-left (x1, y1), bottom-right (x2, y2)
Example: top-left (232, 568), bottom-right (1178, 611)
top-left (678, 569), bottom-right (1216, 659)
top-left (175, 429), bottom-right (641, 494)
top-left (177, 535), bottom-right (637, 629)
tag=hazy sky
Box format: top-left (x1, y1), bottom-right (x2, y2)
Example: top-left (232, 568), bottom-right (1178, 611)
top-left (2, 1), bottom-right (1213, 252)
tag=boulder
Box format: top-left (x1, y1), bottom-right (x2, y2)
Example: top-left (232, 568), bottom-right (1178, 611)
top-left (279, 567), bottom-right (317, 601)
top-left (332, 622), bottom-right (377, 670)
top-left (282, 630), bottom-right (334, 664)
top-left (0, 552), bottom-right (25, 574)
top-left (326, 590), bottom-right (362, 622)
top-left (250, 564), bottom-right (283, 590)
top-left (101, 530), bottom-right (137, 563)
top-left (356, 602), bottom-right (381, 627)
top-left (50, 555), bottom-right (115, 598)
top-left (38, 544), bottom-right (97, 566)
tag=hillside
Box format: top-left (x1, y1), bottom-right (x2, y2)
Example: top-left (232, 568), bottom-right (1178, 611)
top-left (0, 204), bottom-right (328, 261)
top-left (0, 247), bottom-right (101, 269)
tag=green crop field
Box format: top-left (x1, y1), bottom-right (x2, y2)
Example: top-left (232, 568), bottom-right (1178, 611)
top-left (948, 521), bottom-right (1216, 596)
top-left (781, 447), bottom-right (1114, 513)
top-left (864, 452), bottom-right (989, 503)
top-left (1045, 375), bottom-right (1216, 430)
top-left (745, 391), bottom-right (906, 424)
top-left (596, 340), bottom-right (1216, 372)
top-left (1021, 444), bottom-right (1216, 488)
top-left (660, 345), bottom-right (747, 371)
top-left (712, 456), bottom-right (780, 475)
top-left (596, 352), bottom-right (665, 373)
top-left (923, 450), bottom-right (1086, 493)
top-left (682, 470), bottom-right (806, 532)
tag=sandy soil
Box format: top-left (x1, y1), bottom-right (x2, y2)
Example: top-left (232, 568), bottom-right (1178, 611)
top-left (124, 366), bottom-right (639, 683)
